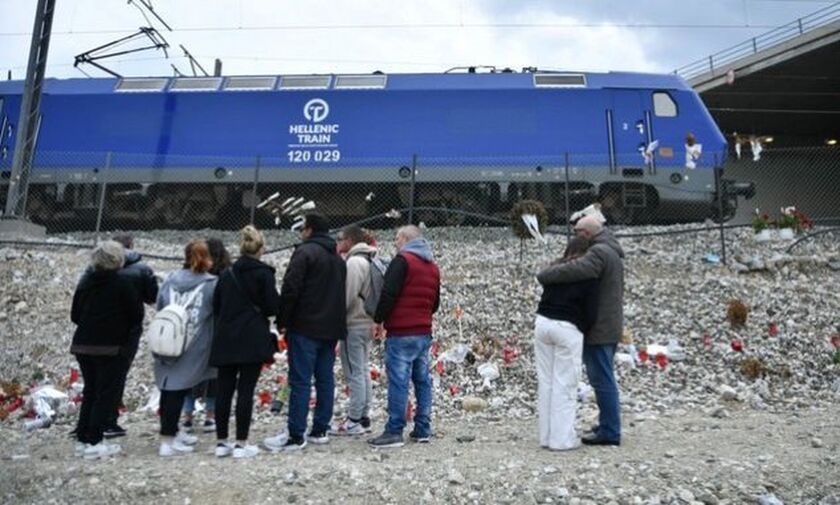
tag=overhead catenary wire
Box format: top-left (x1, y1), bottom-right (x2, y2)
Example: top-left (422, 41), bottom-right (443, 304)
top-left (0, 21), bottom-right (784, 38)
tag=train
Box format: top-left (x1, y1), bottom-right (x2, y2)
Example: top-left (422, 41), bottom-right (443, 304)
top-left (0, 68), bottom-right (754, 228)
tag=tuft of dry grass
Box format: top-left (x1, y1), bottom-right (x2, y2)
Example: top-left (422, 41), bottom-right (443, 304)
top-left (727, 299), bottom-right (749, 328)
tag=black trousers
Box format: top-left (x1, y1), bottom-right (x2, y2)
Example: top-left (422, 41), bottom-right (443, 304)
top-left (107, 336), bottom-right (139, 427)
top-left (159, 388), bottom-right (190, 437)
top-left (75, 354), bottom-right (124, 445)
top-left (215, 363), bottom-right (262, 441)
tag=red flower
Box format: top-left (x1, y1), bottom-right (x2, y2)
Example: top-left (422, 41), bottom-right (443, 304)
top-left (436, 361), bottom-right (445, 376)
top-left (655, 353), bottom-right (668, 370)
top-left (638, 349), bottom-right (649, 363)
top-left (830, 334), bottom-right (840, 349)
top-left (258, 390), bottom-right (271, 406)
top-left (703, 334), bottom-right (712, 349)
top-left (70, 368), bottom-right (79, 384)
top-left (449, 384), bottom-right (460, 396)
top-left (768, 323), bottom-right (778, 337)
top-left (731, 339), bottom-right (744, 352)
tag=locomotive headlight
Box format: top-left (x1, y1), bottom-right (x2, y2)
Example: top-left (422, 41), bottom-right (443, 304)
top-left (214, 167), bottom-right (228, 179)
top-left (670, 172), bottom-right (683, 184)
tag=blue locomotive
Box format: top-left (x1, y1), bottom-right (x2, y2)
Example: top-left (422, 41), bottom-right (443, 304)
top-left (0, 69), bottom-right (753, 226)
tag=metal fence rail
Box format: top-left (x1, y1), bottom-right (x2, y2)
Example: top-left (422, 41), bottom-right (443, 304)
top-left (675, 3), bottom-right (840, 81)
top-left (1, 146), bottom-right (838, 266)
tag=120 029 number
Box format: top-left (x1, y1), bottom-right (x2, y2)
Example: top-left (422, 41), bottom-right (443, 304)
top-left (287, 150), bottom-right (341, 163)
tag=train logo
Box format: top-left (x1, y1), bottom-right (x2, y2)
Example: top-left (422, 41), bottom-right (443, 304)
top-left (303, 98), bottom-right (329, 123)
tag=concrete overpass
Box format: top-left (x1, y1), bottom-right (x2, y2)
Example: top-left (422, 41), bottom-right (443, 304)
top-left (676, 4), bottom-right (840, 223)
top-left (676, 3), bottom-right (840, 147)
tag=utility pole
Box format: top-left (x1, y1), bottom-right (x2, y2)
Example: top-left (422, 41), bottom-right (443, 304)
top-left (2, 0), bottom-right (56, 236)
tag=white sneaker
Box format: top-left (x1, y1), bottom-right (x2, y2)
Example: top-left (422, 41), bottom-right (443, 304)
top-left (176, 431), bottom-right (198, 446)
top-left (159, 439), bottom-right (195, 457)
top-left (75, 442), bottom-right (89, 458)
top-left (83, 442), bottom-right (121, 460)
top-left (329, 418), bottom-right (366, 436)
top-left (263, 431), bottom-right (290, 453)
top-left (232, 444), bottom-right (260, 459)
top-left (215, 442), bottom-right (233, 458)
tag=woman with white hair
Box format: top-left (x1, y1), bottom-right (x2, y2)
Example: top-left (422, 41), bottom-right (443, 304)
top-left (70, 241), bottom-right (143, 459)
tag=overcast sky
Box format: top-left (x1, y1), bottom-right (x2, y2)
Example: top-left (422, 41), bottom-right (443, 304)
top-left (0, 0), bottom-right (835, 79)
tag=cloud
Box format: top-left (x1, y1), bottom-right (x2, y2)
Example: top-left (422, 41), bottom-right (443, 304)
top-left (0, 0), bottom-right (828, 79)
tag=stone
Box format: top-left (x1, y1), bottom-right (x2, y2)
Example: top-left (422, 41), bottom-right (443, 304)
top-left (811, 437), bottom-right (824, 448)
top-left (448, 468), bottom-right (466, 485)
top-left (718, 385), bottom-right (738, 401)
top-left (462, 397), bottom-right (488, 413)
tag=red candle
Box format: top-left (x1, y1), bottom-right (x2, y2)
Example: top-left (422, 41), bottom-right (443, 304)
top-left (655, 353), bottom-right (668, 370)
top-left (70, 368), bottom-right (79, 384)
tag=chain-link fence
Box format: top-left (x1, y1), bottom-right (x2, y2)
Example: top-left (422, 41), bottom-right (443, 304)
top-left (1, 146), bottom-right (838, 262)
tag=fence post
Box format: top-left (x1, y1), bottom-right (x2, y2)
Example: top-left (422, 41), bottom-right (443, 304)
top-left (715, 153), bottom-right (727, 265)
top-left (94, 151), bottom-right (111, 244)
top-left (249, 155), bottom-right (261, 225)
top-left (408, 154), bottom-right (417, 225)
top-left (564, 152), bottom-right (571, 238)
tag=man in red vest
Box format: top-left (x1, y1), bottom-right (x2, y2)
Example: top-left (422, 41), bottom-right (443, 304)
top-left (368, 225), bottom-right (441, 448)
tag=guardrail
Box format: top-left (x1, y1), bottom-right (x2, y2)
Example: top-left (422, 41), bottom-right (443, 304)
top-left (675, 3), bottom-right (840, 81)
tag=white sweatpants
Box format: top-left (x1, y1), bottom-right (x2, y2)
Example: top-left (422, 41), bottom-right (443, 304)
top-left (534, 315), bottom-right (583, 450)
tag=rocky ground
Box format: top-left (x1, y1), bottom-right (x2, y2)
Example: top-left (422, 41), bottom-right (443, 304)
top-left (1, 225), bottom-right (839, 504)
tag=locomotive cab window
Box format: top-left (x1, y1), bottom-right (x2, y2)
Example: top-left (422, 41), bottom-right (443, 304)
top-left (653, 92), bottom-right (677, 117)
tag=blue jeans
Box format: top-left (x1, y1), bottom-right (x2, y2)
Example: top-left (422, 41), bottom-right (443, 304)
top-left (582, 343), bottom-right (621, 441)
top-left (287, 332), bottom-right (338, 438)
top-left (384, 335), bottom-right (433, 437)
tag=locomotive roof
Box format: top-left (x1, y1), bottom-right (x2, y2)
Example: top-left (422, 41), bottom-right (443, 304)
top-left (0, 71), bottom-right (691, 95)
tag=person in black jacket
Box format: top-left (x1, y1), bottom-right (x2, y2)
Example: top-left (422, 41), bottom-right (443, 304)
top-left (104, 234), bottom-right (158, 438)
top-left (209, 226), bottom-right (280, 459)
top-left (70, 241), bottom-right (143, 460)
top-left (264, 212), bottom-right (347, 452)
top-left (534, 236), bottom-right (599, 451)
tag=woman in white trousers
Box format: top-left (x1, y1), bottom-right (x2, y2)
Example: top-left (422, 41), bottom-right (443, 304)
top-left (534, 237), bottom-right (599, 450)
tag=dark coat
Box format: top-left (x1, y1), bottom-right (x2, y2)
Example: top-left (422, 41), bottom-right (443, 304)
top-left (210, 256), bottom-right (281, 366)
top-left (79, 249), bottom-right (158, 348)
top-left (70, 270), bottom-right (143, 356)
top-left (278, 233), bottom-right (347, 341)
top-left (537, 278), bottom-right (600, 336)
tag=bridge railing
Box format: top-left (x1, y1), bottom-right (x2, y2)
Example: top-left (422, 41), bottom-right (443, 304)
top-left (675, 3), bottom-right (840, 81)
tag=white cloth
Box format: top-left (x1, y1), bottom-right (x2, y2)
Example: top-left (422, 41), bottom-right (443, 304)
top-left (534, 315), bottom-right (583, 450)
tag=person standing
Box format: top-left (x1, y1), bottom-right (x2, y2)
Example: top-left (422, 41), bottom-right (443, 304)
top-left (368, 225), bottom-right (440, 449)
top-left (70, 241), bottom-right (142, 459)
top-left (75, 234), bottom-right (157, 440)
top-left (537, 215), bottom-right (625, 446)
top-left (534, 237), bottom-right (599, 451)
top-left (182, 237), bottom-right (231, 435)
top-left (154, 240), bottom-right (218, 457)
top-left (330, 225), bottom-right (377, 436)
top-left (210, 226), bottom-right (280, 458)
top-left (264, 213), bottom-right (346, 452)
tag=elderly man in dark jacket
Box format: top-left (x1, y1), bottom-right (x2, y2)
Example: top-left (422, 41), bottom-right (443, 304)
top-left (107, 235), bottom-right (158, 437)
top-left (272, 213), bottom-right (347, 452)
top-left (537, 215), bottom-right (625, 446)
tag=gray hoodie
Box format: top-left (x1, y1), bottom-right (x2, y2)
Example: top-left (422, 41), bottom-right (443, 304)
top-left (345, 242), bottom-right (377, 330)
top-left (153, 269), bottom-right (218, 391)
top-left (536, 229), bottom-right (625, 345)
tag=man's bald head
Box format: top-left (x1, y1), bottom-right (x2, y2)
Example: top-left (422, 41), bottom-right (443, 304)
top-left (574, 215), bottom-right (604, 240)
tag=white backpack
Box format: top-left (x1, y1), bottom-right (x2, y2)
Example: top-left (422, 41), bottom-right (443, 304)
top-left (146, 285), bottom-right (203, 358)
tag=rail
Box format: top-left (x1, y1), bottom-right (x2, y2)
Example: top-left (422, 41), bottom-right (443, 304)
top-left (674, 3), bottom-right (840, 81)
